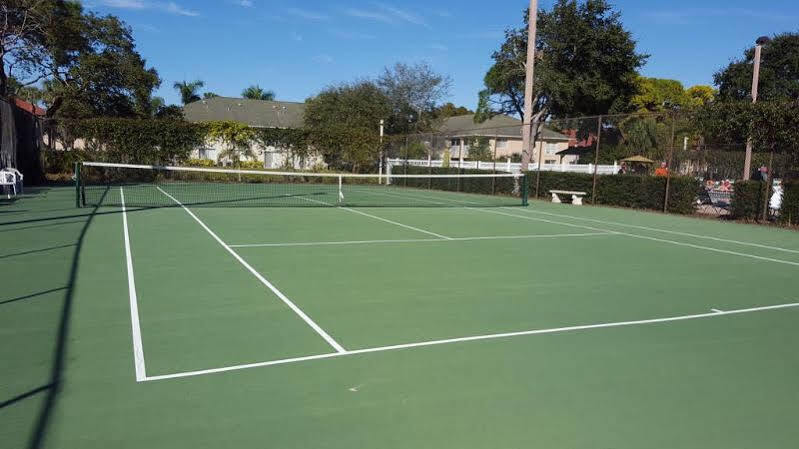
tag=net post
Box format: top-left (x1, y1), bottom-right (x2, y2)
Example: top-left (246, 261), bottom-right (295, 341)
top-left (74, 162), bottom-right (81, 208)
top-left (521, 174), bottom-right (529, 206)
top-left (338, 175), bottom-right (343, 204)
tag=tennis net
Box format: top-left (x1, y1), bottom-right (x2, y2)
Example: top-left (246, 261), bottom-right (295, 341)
top-left (76, 162), bottom-right (528, 208)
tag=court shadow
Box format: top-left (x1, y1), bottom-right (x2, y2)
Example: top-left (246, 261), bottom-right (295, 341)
top-left (0, 188), bottom-right (107, 448)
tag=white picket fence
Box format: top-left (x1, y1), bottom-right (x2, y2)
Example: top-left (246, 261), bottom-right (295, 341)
top-left (386, 158), bottom-right (620, 175)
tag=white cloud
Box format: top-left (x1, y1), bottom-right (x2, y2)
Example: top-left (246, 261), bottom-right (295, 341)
top-left (286, 7), bottom-right (329, 21)
top-left (163, 2), bottom-right (198, 17)
top-left (346, 4), bottom-right (430, 28)
top-left (97, 0), bottom-right (198, 17)
top-left (238, 0), bottom-right (253, 7)
top-left (344, 8), bottom-right (393, 23)
top-left (376, 3), bottom-right (429, 28)
top-left (101, 0), bottom-right (146, 8)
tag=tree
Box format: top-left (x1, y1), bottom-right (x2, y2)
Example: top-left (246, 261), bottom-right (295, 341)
top-left (377, 62), bottom-right (452, 132)
top-left (715, 33), bottom-right (799, 102)
top-left (468, 137), bottom-right (493, 160)
top-left (206, 120), bottom-right (256, 165)
top-left (434, 102), bottom-right (473, 119)
top-left (685, 85), bottom-right (715, 108)
top-left (242, 85), bottom-right (275, 100)
top-left (476, 0), bottom-right (647, 166)
top-left (173, 79), bottom-right (204, 105)
top-left (304, 81), bottom-right (390, 171)
top-left (1, 1), bottom-right (160, 117)
top-left (7, 75), bottom-right (44, 105)
top-left (154, 105), bottom-right (184, 120)
top-left (203, 92), bottom-right (219, 99)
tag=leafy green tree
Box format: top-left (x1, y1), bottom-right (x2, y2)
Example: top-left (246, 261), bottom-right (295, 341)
top-left (242, 85), bottom-right (275, 100)
top-left (434, 102), bottom-right (473, 119)
top-left (203, 92), bottom-right (219, 99)
top-left (377, 62), bottom-right (452, 133)
top-left (173, 80), bottom-right (204, 105)
top-left (685, 85), bottom-right (716, 108)
top-left (1, 1), bottom-right (160, 117)
top-left (715, 33), bottom-right (799, 102)
top-left (304, 81), bottom-right (390, 171)
top-left (476, 0), bottom-right (647, 165)
top-left (206, 120), bottom-right (256, 165)
top-left (468, 137), bottom-right (493, 160)
top-left (155, 105), bottom-right (184, 120)
top-left (7, 76), bottom-right (44, 105)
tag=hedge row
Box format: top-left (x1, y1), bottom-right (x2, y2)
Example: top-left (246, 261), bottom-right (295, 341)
top-left (730, 181), bottom-right (767, 220)
top-left (731, 180), bottom-right (799, 224)
top-left (396, 166), bottom-right (699, 214)
top-left (398, 166), bottom-right (518, 197)
top-left (531, 171), bottom-right (698, 214)
top-left (780, 182), bottom-right (799, 225)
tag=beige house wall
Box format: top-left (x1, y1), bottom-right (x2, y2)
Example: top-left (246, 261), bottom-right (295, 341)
top-left (448, 137), bottom-right (577, 164)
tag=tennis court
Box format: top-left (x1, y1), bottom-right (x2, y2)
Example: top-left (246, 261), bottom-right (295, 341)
top-left (3, 165), bottom-right (799, 448)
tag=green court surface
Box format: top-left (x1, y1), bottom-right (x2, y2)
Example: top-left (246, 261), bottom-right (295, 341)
top-left (2, 185), bottom-right (799, 448)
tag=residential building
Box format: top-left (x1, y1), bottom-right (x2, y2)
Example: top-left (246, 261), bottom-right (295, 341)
top-left (183, 96), bottom-right (320, 169)
top-left (438, 114), bottom-right (574, 164)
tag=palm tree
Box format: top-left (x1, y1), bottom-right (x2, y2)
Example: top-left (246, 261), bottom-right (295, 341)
top-left (241, 85), bottom-right (275, 101)
top-left (173, 79), bottom-right (204, 105)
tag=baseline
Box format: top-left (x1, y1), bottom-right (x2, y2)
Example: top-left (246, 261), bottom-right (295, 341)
top-left (143, 301), bottom-right (799, 382)
top-left (229, 232), bottom-right (614, 249)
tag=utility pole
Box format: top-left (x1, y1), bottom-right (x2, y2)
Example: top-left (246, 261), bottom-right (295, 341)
top-left (520, 0), bottom-right (539, 172)
top-left (743, 36), bottom-right (770, 180)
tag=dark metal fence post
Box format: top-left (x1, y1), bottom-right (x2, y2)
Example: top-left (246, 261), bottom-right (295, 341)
top-left (591, 115), bottom-right (602, 205)
top-left (74, 162), bottom-right (81, 208)
top-left (533, 120), bottom-right (542, 199)
top-left (762, 150), bottom-right (774, 221)
top-left (663, 113), bottom-right (676, 213)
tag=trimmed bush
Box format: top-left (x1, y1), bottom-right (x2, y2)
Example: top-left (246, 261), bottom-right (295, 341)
top-left (730, 181), bottom-right (766, 220)
top-left (531, 171), bottom-right (697, 214)
top-left (397, 166), bottom-right (699, 214)
top-left (779, 181), bottom-right (799, 226)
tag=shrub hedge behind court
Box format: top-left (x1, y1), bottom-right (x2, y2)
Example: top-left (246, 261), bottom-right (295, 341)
top-left (398, 165), bottom-right (699, 214)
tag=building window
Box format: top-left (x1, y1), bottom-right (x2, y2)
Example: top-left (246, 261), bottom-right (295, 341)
top-left (496, 139), bottom-right (507, 149)
top-left (544, 159), bottom-right (557, 164)
top-left (545, 143), bottom-right (558, 155)
top-left (451, 139), bottom-right (459, 147)
top-left (198, 148), bottom-right (208, 159)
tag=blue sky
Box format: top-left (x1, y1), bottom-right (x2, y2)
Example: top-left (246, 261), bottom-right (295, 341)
top-left (82, 0), bottom-right (799, 110)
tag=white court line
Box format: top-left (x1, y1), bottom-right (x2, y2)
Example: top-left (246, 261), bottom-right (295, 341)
top-left (336, 188), bottom-right (799, 267)
top-left (481, 208), bottom-right (799, 268)
top-left (156, 186), bottom-right (346, 353)
top-left (229, 232), bottom-right (613, 249)
top-left (299, 196), bottom-right (453, 240)
top-left (143, 301), bottom-right (799, 381)
top-left (711, 308), bottom-right (724, 313)
top-left (120, 188), bottom-right (147, 382)
top-left (520, 208), bottom-right (799, 255)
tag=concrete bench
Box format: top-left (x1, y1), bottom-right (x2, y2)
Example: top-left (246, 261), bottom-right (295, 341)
top-left (550, 190), bottom-right (587, 205)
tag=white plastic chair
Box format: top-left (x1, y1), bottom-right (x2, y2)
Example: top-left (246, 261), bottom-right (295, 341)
top-left (0, 169), bottom-right (18, 199)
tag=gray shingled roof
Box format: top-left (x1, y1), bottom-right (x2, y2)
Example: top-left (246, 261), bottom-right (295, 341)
top-left (182, 97), bottom-right (305, 129)
top-left (438, 114), bottom-right (570, 141)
